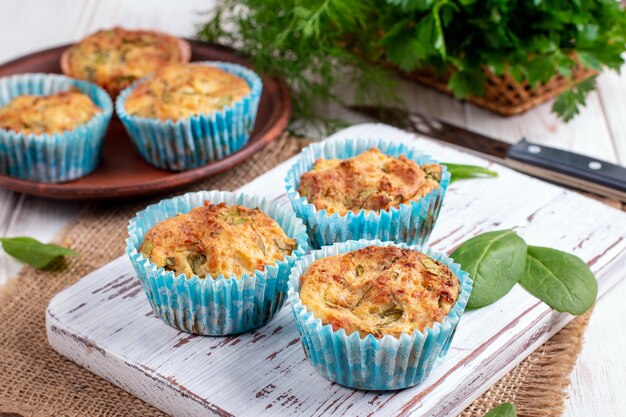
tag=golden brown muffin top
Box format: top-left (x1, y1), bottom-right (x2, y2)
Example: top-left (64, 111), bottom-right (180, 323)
top-left (0, 90), bottom-right (101, 135)
top-left (299, 245), bottom-right (459, 338)
top-left (139, 202), bottom-right (296, 279)
top-left (65, 27), bottom-right (187, 96)
top-left (124, 64), bottom-right (251, 121)
top-left (297, 148), bottom-right (441, 215)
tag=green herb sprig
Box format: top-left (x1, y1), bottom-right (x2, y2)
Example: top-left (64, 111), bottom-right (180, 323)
top-left (443, 163), bottom-right (498, 183)
top-left (0, 237), bottom-right (78, 270)
top-left (199, 0), bottom-right (626, 123)
top-left (452, 230), bottom-right (597, 314)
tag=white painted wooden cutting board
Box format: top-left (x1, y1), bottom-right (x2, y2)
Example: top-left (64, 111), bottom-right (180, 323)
top-left (46, 124), bottom-right (626, 417)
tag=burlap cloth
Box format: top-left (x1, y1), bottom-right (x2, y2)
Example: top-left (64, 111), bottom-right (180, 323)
top-left (0, 134), bottom-right (603, 417)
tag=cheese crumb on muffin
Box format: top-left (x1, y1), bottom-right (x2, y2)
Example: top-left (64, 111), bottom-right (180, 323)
top-left (297, 148), bottom-right (442, 215)
top-left (139, 202), bottom-right (296, 278)
top-left (124, 64), bottom-right (251, 121)
top-left (65, 27), bottom-right (188, 96)
top-left (299, 245), bottom-right (460, 338)
top-left (0, 90), bottom-right (101, 135)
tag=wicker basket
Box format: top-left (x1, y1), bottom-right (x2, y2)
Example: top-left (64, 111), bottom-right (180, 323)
top-left (401, 65), bottom-right (597, 117)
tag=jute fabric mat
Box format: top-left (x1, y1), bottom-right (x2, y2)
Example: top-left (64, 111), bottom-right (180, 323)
top-left (0, 134), bottom-right (597, 417)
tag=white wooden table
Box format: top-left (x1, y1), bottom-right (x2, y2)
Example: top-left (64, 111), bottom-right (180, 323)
top-left (1, 1), bottom-right (625, 416)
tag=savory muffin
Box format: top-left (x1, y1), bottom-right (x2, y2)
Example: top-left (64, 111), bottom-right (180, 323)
top-left (139, 201), bottom-right (297, 278)
top-left (62, 27), bottom-right (190, 96)
top-left (299, 245), bottom-right (460, 338)
top-left (0, 90), bottom-right (101, 135)
top-left (124, 64), bottom-right (251, 121)
top-left (298, 148), bottom-right (442, 215)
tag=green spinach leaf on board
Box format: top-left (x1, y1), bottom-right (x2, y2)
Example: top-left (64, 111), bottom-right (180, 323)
top-left (520, 246), bottom-right (597, 315)
top-left (451, 230), bottom-right (527, 308)
top-left (443, 163), bottom-right (498, 183)
top-left (484, 402), bottom-right (517, 417)
top-left (0, 237), bottom-right (78, 270)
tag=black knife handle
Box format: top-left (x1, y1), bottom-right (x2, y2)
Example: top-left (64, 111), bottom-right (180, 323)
top-left (507, 139), bottom-right (626, 192)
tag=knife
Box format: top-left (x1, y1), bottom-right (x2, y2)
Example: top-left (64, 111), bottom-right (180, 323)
top-left (348, 105), bottom-right (626, 202)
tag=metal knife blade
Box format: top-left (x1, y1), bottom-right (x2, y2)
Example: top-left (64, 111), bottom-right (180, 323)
top-left (349, 105), bottom-right (626, 202)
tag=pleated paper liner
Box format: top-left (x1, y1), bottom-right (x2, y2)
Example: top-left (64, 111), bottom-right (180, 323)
top-left (288, 239), bottom-right (472, 390)
top-left (116, 62), bottom-right (262, 171)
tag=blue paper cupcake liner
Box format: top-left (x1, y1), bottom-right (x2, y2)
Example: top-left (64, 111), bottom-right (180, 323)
top-left (0, 73), bottom-right (113, 182)
top-left (288, 239), bottom-right (472, 390)
top-left (126, 190), bottom-right (308, 335)
top-left (285, 137), bottom-right (450, 248)
top-left (116, 62), bottom-right (263, 171)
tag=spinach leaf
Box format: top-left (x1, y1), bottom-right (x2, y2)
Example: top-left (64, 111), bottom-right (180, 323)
top-left (443, 163), bottom-right (498, 183)
top-left (520, 246), bottom-right (597, 315)
top-left (484, 402), bottom-right (517, 417)
top-left (0, 237), bottom-right (78, 270)
top-left (451, 230), bottom-right (527, 308)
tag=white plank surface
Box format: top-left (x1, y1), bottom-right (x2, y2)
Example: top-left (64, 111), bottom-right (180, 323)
top-left (1, 1), bottom-right (626, 415)
top-left (47, 124), bottom-right (626, 417)
top-left (596, 70), bottom-right (626, 164)
top-left (464, 93), bottom-right (619, 162)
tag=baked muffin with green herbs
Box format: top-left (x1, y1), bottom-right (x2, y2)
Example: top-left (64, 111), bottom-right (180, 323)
top-left (61, 27), bottom-right (190, 96)
top-left (286, 138), bottom-right (450, 249)
top-left (115, 61), bottom-right (262, 171)
top-left (298, 148), bottom-right (442, 215)
top-left (124, 63), bottom-right (251, 121)
top-left (0, 90), bottom-right (101, 135)
top-left (0, 73), bottom-right (112, 183)
top-left (139, 201), bottom-right (296, 278)
top-left (299, 245), bottom-right (459, 338)
top-left (286, 239), bottom-right (470, 390)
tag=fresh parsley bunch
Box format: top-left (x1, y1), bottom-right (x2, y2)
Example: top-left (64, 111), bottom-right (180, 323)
top-left (199, 0), bottom-right (626, 122)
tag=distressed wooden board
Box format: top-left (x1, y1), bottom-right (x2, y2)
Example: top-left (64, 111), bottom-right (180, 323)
top-left (46, 124), bottom-right (626, 417)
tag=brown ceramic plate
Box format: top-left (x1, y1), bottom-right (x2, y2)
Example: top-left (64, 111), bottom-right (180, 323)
top-left (0, 40), bottom-right (291, 200)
